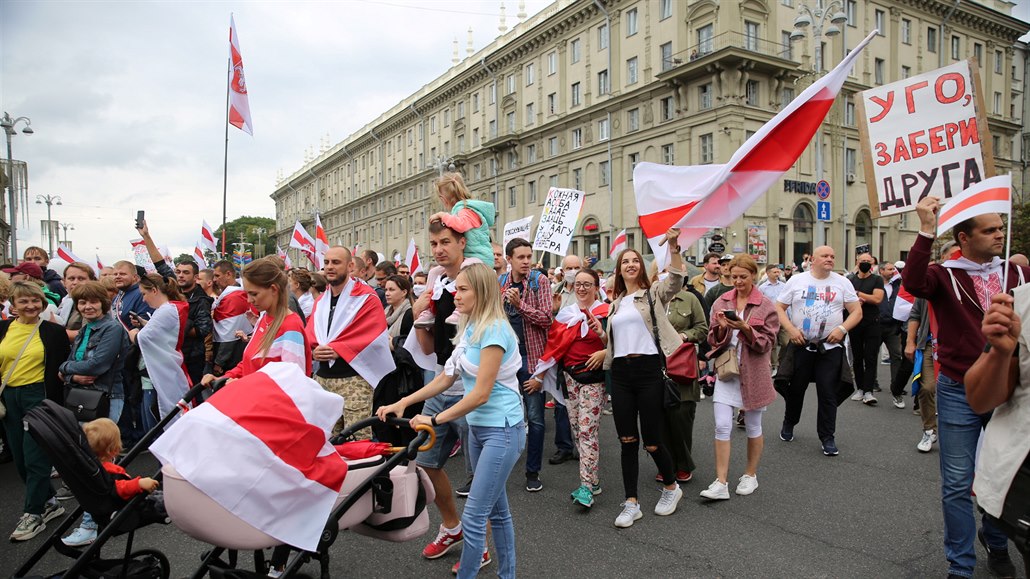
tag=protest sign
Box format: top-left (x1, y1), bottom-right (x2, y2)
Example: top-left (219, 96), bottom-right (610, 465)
top-left (130, 238), bottom-right (157, 273)
top-left (532, 187), bottom-right (585, 257)
top-left (857, 59), bottom-right (994, 217)
top-left (502, 216), bottom-right (534, 250)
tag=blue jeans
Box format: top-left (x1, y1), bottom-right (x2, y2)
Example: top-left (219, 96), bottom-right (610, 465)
top-left (416, 393), bottom-right (471, 479)
top-left (936, 372), bottom-right (1009, 577)
top-left (140, 389), bottom-right (158, 434)
top-left (458, 421), bottom-right (525, 579)
top-left (520, 359), bottom-right (573, 475)
top-left (78, 398), bottom-right (124, 532)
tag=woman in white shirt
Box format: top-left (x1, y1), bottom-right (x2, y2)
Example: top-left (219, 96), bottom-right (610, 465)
top-left (603, 228), bottom-right (686, 528)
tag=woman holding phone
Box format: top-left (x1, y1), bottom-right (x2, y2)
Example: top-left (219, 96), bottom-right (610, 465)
top-left (700, 255), bottom-right (779, 500)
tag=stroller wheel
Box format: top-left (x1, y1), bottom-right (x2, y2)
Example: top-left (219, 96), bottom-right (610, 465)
top-left (128, 548), bottom-right (171, 579)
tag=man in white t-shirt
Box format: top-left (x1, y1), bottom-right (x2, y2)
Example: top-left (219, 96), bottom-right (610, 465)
top-left (775, 246), bottom-right (862, 457)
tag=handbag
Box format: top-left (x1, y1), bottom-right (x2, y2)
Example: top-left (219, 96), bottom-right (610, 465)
top-left (714, 348), bottom-right (740, 381)
top-left (0, 319), bottom-right (43, 420)
top-left (564, 361), bottom-right (605, 385)
top-left (64, 386), bottom-right (111, 422)
top-left (644, 291), bottom-right (682, 409)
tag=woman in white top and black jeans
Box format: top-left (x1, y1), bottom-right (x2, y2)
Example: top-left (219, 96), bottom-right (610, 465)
top-left (604, 228), bottom-right (686, 528)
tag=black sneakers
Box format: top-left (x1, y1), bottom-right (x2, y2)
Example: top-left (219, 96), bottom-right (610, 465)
top-left (977, 529), bottom-right (1016, 579)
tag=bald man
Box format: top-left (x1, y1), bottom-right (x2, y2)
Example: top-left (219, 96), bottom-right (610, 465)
top-left (1010, 253), bottom-right (1029, 268)
top-left (552, 254), bottom-right (583, 314)
top-left (774, 245), bottom-right (862, 457)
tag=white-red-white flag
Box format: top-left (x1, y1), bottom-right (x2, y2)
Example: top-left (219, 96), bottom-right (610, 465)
top-left (96, 254), bottom-right (105, 273)
top-left (289, 221), bottom-right (318, 268)
top-left (201, 220), bottom-right (217, 252)
top-left (56, 244), bottom-right (84, 266)
top-left (314, 213), bottom-right (330, 267)
top-left (212, 285), bottom-right (255, 342)
top-left (405, 239), bottom-right (421, 273)
top-left (634, 30), bottom-right (877, 266)
top-left (609, 229), bottom-right (627, 259)
top-left (277, 244), bottom-right (292, 270)
top-left (193, 244), bottom-right (208, 269)
top-left (151, 362), bottom-right (346, 551)
top-left (137, 301), bottom-right (191, 422)
top-left (158, 244), bottom-right (173, 266)
top-left (228, 15), bottom-right (253, 135)
top-left (937, 175), bottom-right (1011, 236)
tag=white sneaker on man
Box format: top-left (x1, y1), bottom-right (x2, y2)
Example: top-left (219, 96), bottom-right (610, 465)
top-left (614, 501), bottom-right (643, 528)
top-left (850, 390), bottom-right (864, 402)
top-left (862, 391), bottom-right (878, 405)
top-left (917, 430), bottom-right (937, 453)
top-left (699, 480), bottom-right (730, 500)
top-left (735, 474), bottom-right (759, 496)
top-left (654, 485), bottom-right (683, 516)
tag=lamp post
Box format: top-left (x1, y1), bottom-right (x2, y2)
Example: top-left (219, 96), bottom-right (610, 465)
top-left (35, 194), bottom-right (62, 257)
top-left (60, 222), bottom-right (75, 247)
top-left (790, 1), bottom-right (847, 248)
top-left (2, 112), bottom-right (34, 262)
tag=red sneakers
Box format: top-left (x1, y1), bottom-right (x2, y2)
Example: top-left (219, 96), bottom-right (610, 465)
top-left (451, 551), bottom-right (492, 574)
top-left (655, 471), bottom-right (692, 483)
top-left (422, 525), bottom-right (463, 559)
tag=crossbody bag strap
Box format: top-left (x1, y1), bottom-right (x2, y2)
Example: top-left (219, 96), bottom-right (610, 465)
top-left (645, 290), bottom-right (667, 366)
top-left (2, 319), bottom-right (43, 389)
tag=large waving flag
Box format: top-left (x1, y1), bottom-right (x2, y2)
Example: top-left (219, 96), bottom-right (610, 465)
top-left (290, 221), bottom-right (318, 268)
top-left (531, 301), bottom-right (609, 404)
top-left (200, 220), bottom-right (217, 252)
top-left (609, 229), bottom-right (627, 259)
top-left (137, 301), bottom-right (192, 422)
top-left (405, 238), bottom-right (421, 273)
top-left (314, 214), bottom-right (330, 268)
top-left (937, 175), bottom-right (1011, 236)
top-left (228, 15), bottom-right (253, 135)
top-left (212, 285), bottom-right (255, 342)
top-left (151, 362), bottom-right (346, 551)
top-left (635, 30), bottom-right (877, 265)
top-left (306, 278), bottom-right (395, 388)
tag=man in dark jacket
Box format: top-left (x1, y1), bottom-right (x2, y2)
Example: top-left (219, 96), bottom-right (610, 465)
top-left (877, 261), bottom-right (903, 403)
top-left (174, 261), bottom-right (213, 385)
top-left (22, 246), bottom-right (67, 299)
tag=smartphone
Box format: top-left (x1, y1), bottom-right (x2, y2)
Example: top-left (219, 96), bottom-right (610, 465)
top-left (135, 210), bottom-right (145, 230)
top-left (723, 310), bottom-right (739, 321)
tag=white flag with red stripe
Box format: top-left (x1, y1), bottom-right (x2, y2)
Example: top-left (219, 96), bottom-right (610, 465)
top-left (405, 238), bottom-right (421, 273)
top-left (532, 301), bottom-right (609, 404)
top-left (96, 254), bottom-right (105, 273)
top-left (212, 285), bottom-right (255, 342)
top-left (277, 244), bottom-right (292, 270)
top-left (609, 229), bottom-right (627, 259)
top-left (634, 30), bottom-right (877, 266)
top-left (228, 15), bottom-right (253, 136)
top-left (289, 221), bottom-right (318, 268)
top-left (305, 278), bottom-right (395, 387)
top-left (314, 213), bottom-right (330, 267)
top-left (892, 284), bottom-right (916, 322)
top-left (192, 244), bottom-right (208, 269)
top-left (201, 220), bottom-right (217, 252)
top-left (151, 362), bottom-right (346, 551)
top-left (936, 175), bottom-right (1011, 236)
top-left (56, 244), bottom-right (86, 268)
top-left (137, 301), bottom-right (192, 422)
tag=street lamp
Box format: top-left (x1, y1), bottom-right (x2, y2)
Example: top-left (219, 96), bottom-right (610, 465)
top-left (60, 222), bottom-right (75, 247)
top-left (35, 194), bottom-right (62, 257)
top-left (2, 112), bottom-right (33, 262)
top-left (791, 1), bottom-right (847, 247)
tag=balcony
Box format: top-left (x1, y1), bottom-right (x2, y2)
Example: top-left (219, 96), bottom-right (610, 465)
top-left (657, 31), bottom-right (800, 85)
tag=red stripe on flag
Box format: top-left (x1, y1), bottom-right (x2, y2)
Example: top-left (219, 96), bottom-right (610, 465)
top-left (732, 96), bottom-right (835, 173)
top-left (213, 291), bottom-right (254, 321)
top-left (207, 372), bottom-right (345, 490)
top-left (638, 201), bottom-right (699, 238)
top-left (938, 187), bottom-right (1010, 225)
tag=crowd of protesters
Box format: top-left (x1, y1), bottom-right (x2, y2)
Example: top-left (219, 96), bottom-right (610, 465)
top-left (0, 173), bottom-right (1027, 579)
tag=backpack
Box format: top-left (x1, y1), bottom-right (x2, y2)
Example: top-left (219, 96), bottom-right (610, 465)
top-left (498, 270), bottom-right (542, 292)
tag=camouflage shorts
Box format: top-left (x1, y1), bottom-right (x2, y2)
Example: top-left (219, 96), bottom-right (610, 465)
top-left (316, 374), bottom-right (374, 439)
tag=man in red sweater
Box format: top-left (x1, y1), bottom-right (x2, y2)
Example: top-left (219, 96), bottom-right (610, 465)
top-left (902, 195), bottom-right (1027, 579)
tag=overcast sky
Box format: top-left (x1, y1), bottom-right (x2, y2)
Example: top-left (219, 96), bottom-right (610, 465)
top-left (1, 0), bottom-right (1028, 266)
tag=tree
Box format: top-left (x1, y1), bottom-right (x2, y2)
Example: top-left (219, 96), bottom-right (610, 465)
top-left (1009, 201), bottom-right (1030, 259)
top-left (212, 216), bottom-right (276, 259)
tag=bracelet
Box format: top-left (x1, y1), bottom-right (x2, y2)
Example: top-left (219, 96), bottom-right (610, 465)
top-left (431, 415), bottom-right (439, 426)
top-left (837, 325), bottom-right (848, 335)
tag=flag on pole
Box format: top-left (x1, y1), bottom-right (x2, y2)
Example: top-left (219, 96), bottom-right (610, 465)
top-left (277, 244), bottom-right (292, 270)
top-left (193, 244), bottom-right (208, 269)
top-left (158, 244), bottom-right (173, 266)
top-left (634, 30), bottom-right (877, 266)
top-left (289, 221), bottom-right (318, 267)
top-left (609, 229), bottom-right (627, 259)
top-left (228, 15), bottom-right (253, 135)
top-left (201, 221), bottom-right (217, 252)
top-left (314, 213), bottom-right (330, 267)
top-left (936, 175), bottom-right (1012, 236)
top-left (96, 254), bottom-right (105, 273)
top-left (405, 238), bottom-right (421, 273)
top-left (56, 244), bottom-right (84, 266)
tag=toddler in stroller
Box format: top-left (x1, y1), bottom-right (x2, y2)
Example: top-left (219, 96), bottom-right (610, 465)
top-left (81, 418), bottom-right (160, 499)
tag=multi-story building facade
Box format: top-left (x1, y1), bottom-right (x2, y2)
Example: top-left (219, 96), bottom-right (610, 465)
top-left (272, 0), bottom-right (1028, 269)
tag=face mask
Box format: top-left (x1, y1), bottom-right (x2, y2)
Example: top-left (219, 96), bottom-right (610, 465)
top-left (564, 270), bottom-right (578, 284)
top-left (412, 284), bottom-right (426, 297)
top-left (858, 262), bottom-right (872, 273)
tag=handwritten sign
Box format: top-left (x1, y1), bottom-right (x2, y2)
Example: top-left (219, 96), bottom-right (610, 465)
top-left (532, 187), bottom-right (585, 257)
top-left (857, 60), bottom-right (995, 217)
top-left (129, 239), bottom-right (156, 273)
top-left (502, 216), bottom-right (534, 250)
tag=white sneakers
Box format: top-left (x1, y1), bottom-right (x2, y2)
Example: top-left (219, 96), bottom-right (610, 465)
top-left (850, 390), bottom-right (864, 402)
top-left (735, 474), bottom-right (759, 495)
top-left (700, 475), bottom-right (759, 500)
top-left (917, 430), bottom-right (938, 453)
top-left (654, 485), bottom-right (683, 516)
top-left (862, 391), bottom-right (878, 405)
top-left (614, 501), bottom-right (643, 528)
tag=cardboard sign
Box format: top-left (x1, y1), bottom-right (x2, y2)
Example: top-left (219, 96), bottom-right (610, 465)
top-left (532, 187), bottom-right (585, 257)
top-left (857, 60), bottom-right (994, 217)
top-left (502, 216), bottom-right (534, 250)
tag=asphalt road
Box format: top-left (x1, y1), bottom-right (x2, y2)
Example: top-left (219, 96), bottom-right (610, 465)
top-left (1, 364), bottom-right (1024, 578)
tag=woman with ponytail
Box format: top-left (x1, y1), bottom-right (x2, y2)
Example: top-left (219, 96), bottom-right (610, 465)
top-left (202, 259), bottom-right (310, 384)
top-left (134, 273), bottom-right (191, 425)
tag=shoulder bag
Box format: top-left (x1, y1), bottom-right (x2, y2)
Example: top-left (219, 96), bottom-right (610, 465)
top-left (62, 329), bottom-right (110, 422)
top-left (713, 307), bottom-right (753, 381)
top-left (644, 290), bottom-right (683, 408)
top-left (0, 319), bottom-right (43, 419)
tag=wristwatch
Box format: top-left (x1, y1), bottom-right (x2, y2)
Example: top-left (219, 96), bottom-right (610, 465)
top-left (431, 415), bottom-right (439, 426)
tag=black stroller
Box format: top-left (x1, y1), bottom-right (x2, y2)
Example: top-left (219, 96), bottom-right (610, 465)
top-left (13, 383), bottom-right (208, 579)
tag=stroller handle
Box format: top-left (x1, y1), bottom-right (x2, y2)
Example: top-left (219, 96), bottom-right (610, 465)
top-left (389, 423), bottom-right (436, 454)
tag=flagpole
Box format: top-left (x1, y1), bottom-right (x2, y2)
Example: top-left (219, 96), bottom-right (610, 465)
top-left (221, 54), bottom-right (231, 256)
top-left (1003, 181), bottom-right (1013, 290)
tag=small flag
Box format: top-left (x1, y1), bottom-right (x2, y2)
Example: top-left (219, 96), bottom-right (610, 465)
top-left (56, 244), bottom-right (84, 266)
top-left (289, 221), bottom-right (317, 268)
top-left (314, 213), bottom-right (329, 267)
top-left (405, 238), bottom-right (421, 273)
top-left (228, 15), bottom-right (253, 135)
top-left (936, 175), bottom-right (1012, 236)
top-left (193, 244), bottom-right (208, 269)
top-left (277, 244), bottom-right (292, 270)
top-left (158, 244), bottom-right (173, 266)
top-left (201, 221), bottom-right (217, 252)
top-left (609, 229), bottom-right (627, 259)
top-left (96, 254), bottom-right (105, 273)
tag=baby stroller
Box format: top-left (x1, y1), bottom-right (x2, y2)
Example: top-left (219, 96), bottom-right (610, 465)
top-left (13, 383), bottom-right (208, 579)
top-left (163, 415), bottom-right (436, 579)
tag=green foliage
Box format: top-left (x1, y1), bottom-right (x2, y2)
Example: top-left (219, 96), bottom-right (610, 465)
top-left (173, 253), bottom-right (194, 265)
top-left (1010, 201), bottom-right (1030, 259)
top-left (212, 216), bottom-right (276, 258)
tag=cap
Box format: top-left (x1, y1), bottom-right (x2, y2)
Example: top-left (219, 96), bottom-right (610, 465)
top-left (718, 254), bottom-right (734, 262)
top-left (2, 262), bottom-right (44, 280)
top-left (894, 261), bottom-right (905, 270)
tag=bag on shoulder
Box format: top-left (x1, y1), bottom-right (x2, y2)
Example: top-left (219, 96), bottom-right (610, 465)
top-left (0, 319), bottom-right (43, 420)
top-left (714, 348), bottom-right (740, 381)
top-left (63, 387), bottom-right (110, 422)
top-left (644, 291), bottom-right (682, 408)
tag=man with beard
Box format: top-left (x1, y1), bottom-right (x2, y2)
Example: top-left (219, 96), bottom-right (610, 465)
top-left (209, 260), bottom-right (252, 376)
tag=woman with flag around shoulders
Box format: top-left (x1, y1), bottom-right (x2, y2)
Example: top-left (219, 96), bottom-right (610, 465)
top-left (378, 262), bottom-right (524, 579)
top-left (524, 268), bottom-right (609, 508)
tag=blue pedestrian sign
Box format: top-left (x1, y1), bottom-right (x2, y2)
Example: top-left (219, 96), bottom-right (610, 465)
top-left (816, 180), bottom-right (831, 200)
top-left (817, 201), bottom-right (831, 221)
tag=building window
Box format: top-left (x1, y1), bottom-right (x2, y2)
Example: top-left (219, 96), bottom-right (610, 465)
top-left (660, 96), bottom-right (674, 121)
top-left (598, 118), bottom-right (610, 141)
top-left (875, 10), bottom-right (885, 35)
top-left (490, 158), bottom-right (497, 176)
top-left (550, 174), bottom-right (559, 189)
top-left (846, 0), bottom-right (856, 26)
top-left (995, 50), bottom-right (1003, 74)
top-left (489, 119), bottom-right (496, 138)
top-left (951, 36), bottom-right (960, 60)
top-left (781, 87), bottom-right (795, 108)
top-left (489, 82), bottom-right (496, 104)
top-left (994, 91), bottom-right (1002, 114)
top-left (782, 31), bottom-right (794, 59)
top-left (599, 161), bottom-right (610, 186)
top-left (901, 19), bottom-right (911, 44)
top-left (661, 144), bottom-right (675, 165)
top-left (457, 134), bottom-right (465, 152)
top-left (659, 0), bottom-right (672, 20)
top-left (993, 135), bottom-right (1001, 155)
top-left (526, 143), bottom-right (536, 163)
top-left (508, 186), bottom-right (517, 208)
top-left (571, 82), bottom-right (581, 106)
top-left (472, 128), bottom-right (479, 147)
top-left (660, 42), bottom-right (673, 71)
top-left (549, 136), bottom-right (558, 157)
top-left (902, 65), bottom-right (911, 79)
top-left (845, 147), bottom-right (857, 174)
top-left (626, 57), bottom-right (638, 84)
top-left (548, 51), bottom-right (557, 75)
top-left (627, 108), bottom-right (640, 132)
top-left (874, 58), bottom-right (885, 84)
top-left (845, 101), bottom-right (855, 126)
top-left (974, 43), bottom-right (983, 65)
top-left (598, 24), bottom-right (608, 50)
top-left (746, 80), bottom-right (760, 106)
top-left (573, 168), bottom-right (582, 190)
top-left (547, 92), bottom-right (557, 114)
top-left (699, 83), bottom-right (712, 109)
top-left (506, 74), bottom-right (516, 95)
top-left (697, 24), bottom-right (714, 55)
top-left (598, 70), bottom-right (609, 95)
top-left (927, 27), bottom-right (937, 53)
top-left (571, 38), bottom-right (582, 64)
top-left (472, 92), bottom-right (480, 112)
top-left (700, 134), bottom-right (714, 164)
top-left (782, 0), bottom-right (792, 6)
top-left (456, 100), bottom-right (465, 119)
top-left (628, 152), bottom-right (640, 175)
top-left (572, 128), bottom-right (583, 149)
top-left (506, 111), bottom-right (516, 133)
top-left (528, 180), bottom-right (537, 203)
top-left (430, 116), bottom-right (437, 134)
top-left (626, 8), bottom-right (638, 36)
top-left (744, 21), bottom-right (759, 51)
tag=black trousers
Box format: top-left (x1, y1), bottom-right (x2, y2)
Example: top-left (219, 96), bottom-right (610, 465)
top-left (849, 321), bottom-right (881, 393)
top-left (611, 355), bottom-right (675, 499)
top-left (783, 345), bottom-right (843, 442)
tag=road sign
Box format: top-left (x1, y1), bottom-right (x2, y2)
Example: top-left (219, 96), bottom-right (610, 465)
top-left (816, 180), bottom-right (831, 200)
top-left (817, 201), bottom-right (831, 221)
top-left (708, 242), bottom-right (725, 254)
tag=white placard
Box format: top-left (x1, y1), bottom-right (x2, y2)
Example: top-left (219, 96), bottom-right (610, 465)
top-left (502, 216), bottom-right (534, 250)
top-left (532, 187), bottom-right (585, 257)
